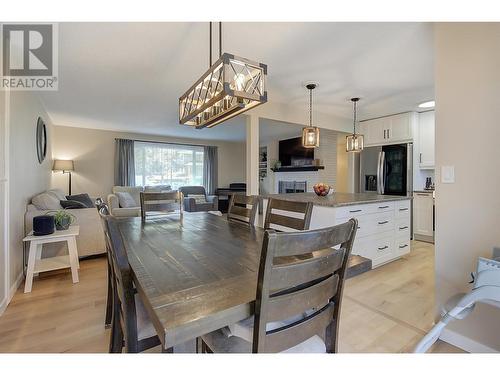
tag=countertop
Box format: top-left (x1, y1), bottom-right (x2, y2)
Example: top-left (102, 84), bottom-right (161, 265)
top-left (261, 192), bottom-right (411, 207)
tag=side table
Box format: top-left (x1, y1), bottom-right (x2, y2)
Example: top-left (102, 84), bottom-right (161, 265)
top-left (22, 225), bottom-right (80, 293)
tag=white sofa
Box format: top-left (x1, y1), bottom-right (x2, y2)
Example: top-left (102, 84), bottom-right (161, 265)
top-left (107, 185), bottom-right (172, 218)
top-left (25, 189), bottom-right (105, 258)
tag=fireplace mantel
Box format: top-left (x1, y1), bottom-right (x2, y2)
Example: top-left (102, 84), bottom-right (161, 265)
top-left (271, 166), bottom-right (324, 172)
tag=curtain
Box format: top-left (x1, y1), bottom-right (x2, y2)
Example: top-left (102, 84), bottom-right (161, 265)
top-left (203, 146), bottom-right (218, 195)
top-left (114, 139), bottom-right (135, 186)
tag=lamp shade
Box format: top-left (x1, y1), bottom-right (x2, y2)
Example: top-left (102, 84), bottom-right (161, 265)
top-left (53, 159), bottom-right (74, 171)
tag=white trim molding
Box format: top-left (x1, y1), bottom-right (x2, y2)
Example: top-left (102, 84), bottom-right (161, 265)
top-left (441, 327), bottom-right (498, 353)
top-left (0, 271), bottom-right (23, 316)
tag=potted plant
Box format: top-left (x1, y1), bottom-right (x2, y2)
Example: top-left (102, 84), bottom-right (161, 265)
top-left (46, 209), bottom-right (76, 230)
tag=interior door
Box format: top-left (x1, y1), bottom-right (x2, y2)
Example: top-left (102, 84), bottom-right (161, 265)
top-left (382, 144), bottom-right (408, 196)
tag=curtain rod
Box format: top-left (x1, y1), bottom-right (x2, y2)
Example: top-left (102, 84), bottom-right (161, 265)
top-left (114, 138), bottom-right (216, 148)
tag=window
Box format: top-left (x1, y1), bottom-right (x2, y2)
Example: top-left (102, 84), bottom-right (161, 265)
top-left (134, 142), bottom-right (204, 189)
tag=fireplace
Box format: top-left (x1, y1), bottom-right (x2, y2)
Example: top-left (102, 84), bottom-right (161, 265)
top-left (278, 181), bottom-right (307, 194)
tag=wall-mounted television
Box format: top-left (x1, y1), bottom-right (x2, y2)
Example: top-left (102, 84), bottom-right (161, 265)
top-left (279, 137), bottom-right (314, 167)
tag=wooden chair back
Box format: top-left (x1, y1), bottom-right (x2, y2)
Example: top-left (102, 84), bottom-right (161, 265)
top-left (102, 216), bottom-right (140, 352)
top-left (252, 218), bottom-right (357, 353)
top-left (264, 198), bottom-right (313, 231)
top-left (140, 191), bottom-right (183, 221)
top-left (227, 194), bottom-right (259, 226)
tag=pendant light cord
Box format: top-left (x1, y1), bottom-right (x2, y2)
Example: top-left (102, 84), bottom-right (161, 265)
top-left (219, 22), bottom-right (222, 58)
top-left (309, 88), bottom-right (313, 127)
top-left (209, 22), bottom-right (212, 67)
top-left (353, 99), bottom-right (357, 135)
top-left (209, 22), bottom-right (223, 66)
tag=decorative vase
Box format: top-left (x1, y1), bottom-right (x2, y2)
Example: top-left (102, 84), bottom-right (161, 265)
top-left (56, 216), bottom-right (71, 230)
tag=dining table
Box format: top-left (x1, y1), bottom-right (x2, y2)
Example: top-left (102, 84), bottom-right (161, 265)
top-left (116, 212), bottom-right (371, 350)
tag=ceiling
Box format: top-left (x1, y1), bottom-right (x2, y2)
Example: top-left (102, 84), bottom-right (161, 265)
top-left (39, 22), bottom-right (434, 141)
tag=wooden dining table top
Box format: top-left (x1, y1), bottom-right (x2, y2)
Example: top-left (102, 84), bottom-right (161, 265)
top-left (116, 212), bottom-right (370, 349)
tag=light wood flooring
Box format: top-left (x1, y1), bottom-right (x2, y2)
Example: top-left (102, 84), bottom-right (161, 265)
top-left (0, 240), bottom-right (463, 353)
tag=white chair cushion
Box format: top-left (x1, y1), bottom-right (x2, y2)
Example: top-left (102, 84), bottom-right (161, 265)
top-left (135, 294), bottom-right (157, 340)
top-left (228, 311), bottom-right (326, 353)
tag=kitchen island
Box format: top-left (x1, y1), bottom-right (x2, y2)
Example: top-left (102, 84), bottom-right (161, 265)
top-left (261, 192), bottom-right (412, 268)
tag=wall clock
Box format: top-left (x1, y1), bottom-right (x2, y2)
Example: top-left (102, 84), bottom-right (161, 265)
top-left (36, 117), bottom-right (47, 164)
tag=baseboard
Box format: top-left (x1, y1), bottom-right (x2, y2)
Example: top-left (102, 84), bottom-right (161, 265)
top-left (0, 271), bottom-right (24, 316)
top-left (440, 327), bottom-right (498, 353)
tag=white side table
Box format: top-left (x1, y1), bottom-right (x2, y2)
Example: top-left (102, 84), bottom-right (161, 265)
top-left (23, 225), bottom-right (80, 293)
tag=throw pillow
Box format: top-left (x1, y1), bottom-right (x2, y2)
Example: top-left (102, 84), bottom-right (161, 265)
top-left (115, 192), bottom-right (137, 208)
top-left (61, 200), bottom-right (87, 209)
top-left (189, 194), bottom-right (208, 204)
top-left (32, 192), bottom-right (62, 210)
top-left (47, 189), bottom-right (67, 201)
top-left (66, 193), bottom-right (95, 208)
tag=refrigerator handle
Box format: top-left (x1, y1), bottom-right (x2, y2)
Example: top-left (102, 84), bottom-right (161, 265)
top-left (380, 151), bottom-right (386, 194)
top-left (377, 151), bottom-right (383, 194)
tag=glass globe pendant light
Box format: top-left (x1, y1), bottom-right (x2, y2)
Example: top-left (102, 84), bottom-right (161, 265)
top-left (346, 97), bottom-right (364, 152)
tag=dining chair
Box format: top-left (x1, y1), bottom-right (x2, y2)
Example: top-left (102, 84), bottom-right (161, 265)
top-left (103, 216), bottom-right (168, 353)
top-left (264, 198), bottom-right (313, 231)
top-left (227, 194), bottom-right (259, 226)
top-left (140, 191), bottom-right (183, 221)
top-left (199, 218), bottom-right (358, 353)
top-left (97, 204), bottom-right (113, 330)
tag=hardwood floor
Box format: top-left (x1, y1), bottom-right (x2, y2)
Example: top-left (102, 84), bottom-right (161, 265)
top-left (0, 240), bottom-right (463, 353)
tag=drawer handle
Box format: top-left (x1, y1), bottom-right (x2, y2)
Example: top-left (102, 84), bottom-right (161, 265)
top-left (350, 209), bottom-right (362, 213)
top-left (399, 244), bottom-right (408, 249)
top-left (357, 226), bottom-right (361, 229)
top-left (378, 206), bottom-right (389, 209)
top-left (378, 220), bottom-right (389, 225)
top-left (399, 226), bottom-right (408, 230)
top-left (399, 208), bottom-right (408, 211)
top-left (378, 246), bottom-right (388, 251)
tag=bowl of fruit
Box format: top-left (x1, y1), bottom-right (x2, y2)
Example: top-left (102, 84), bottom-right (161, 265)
top-left (313, 183), bottom-right (332, 197)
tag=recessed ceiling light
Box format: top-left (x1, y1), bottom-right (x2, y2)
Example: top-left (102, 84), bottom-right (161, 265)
top-left (418, 100), bottom-right (435, 108)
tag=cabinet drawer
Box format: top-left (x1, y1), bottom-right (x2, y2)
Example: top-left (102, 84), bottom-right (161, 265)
top-left (395, 200), bottom-right (411, 218)
top-left (395, 236), bottom-right (411, 256)
top-left (352, 233), bottom-right (394, 268)
top-left (395, 217), bottom-right (410, 238)
top-left (336, 201), bottom-right (394, 219)
top-left (336, 211), bottom-right (394, 238)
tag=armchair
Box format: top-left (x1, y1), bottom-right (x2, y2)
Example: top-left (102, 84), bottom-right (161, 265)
top-left (179, 186), bottom-right (218, 212)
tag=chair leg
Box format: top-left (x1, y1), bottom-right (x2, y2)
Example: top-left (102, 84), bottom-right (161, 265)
top-left (196, 337), bottom-right (202, 353)
top-left (324, 320), bottom-right (338, 353)
top-left (105, 263), bottom-right (113, 328)
top-left (109, 314), bottom-right (123, 353)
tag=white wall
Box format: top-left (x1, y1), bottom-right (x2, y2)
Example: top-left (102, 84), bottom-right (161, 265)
top-left (260, 129), bottom-right (339, 194)
top-left (51, 126), bottom-right (246, 199)
top-left (434, 23), bottom-right (500, 352)
top-left (0, 89), bottom-right (7, 313)
top-left (1, 91), bottom-right (54, 314)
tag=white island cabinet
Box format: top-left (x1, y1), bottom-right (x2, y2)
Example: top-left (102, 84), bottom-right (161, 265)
top-left (261, 193), bottom-right (412, 268)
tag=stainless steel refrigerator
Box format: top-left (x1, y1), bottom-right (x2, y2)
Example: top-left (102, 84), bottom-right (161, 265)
top-left (358, 143), bottom-right (413, 196)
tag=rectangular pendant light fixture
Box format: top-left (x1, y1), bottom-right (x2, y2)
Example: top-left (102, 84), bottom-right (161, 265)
top-left (179, 53), bottom-right (267, 129)
top-left (302, 126), bottom-right (320, 148)
top-left (346, 133), bottom-right (364, 152)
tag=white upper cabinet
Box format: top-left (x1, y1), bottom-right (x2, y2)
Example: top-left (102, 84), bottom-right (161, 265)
top-left (417, 111), bottom-right (435, 169)
top-left (358, 112), bottom-right (415, 146)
